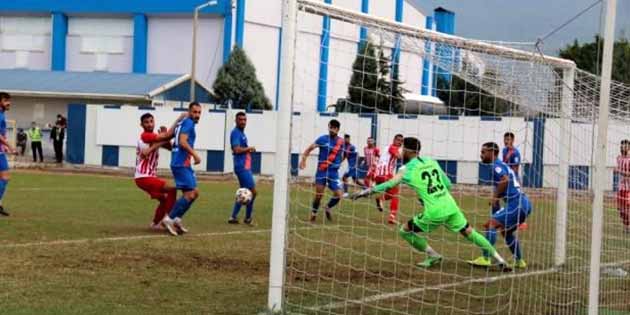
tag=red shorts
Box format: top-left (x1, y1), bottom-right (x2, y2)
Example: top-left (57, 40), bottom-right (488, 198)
top-left (135, 177), bottom-right (167, 199)
top-left (618, 190), bottom-right (630, 211)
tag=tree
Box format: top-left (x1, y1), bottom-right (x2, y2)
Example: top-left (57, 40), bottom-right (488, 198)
top-left (339, 41), bottom-right (406, 113)
top-left (559, 36), bottom-right (630, 84)
top-left (212, 46), bottom-right (271, 110)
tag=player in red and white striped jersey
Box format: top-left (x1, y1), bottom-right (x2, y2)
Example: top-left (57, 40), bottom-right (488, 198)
top-left (616, 139), bottom-right (630, 234)
top-left (134, 112), bottom-right (186, 230)
top-left (363, 137), bottom-right (380, 188)
top-left (374, 134), bottom-right (403, 224)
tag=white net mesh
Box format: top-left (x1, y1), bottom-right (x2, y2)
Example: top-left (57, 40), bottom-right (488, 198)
top-left (280, 1), bottom-right (630, 314)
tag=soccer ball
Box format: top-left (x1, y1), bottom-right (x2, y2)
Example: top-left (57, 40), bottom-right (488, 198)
top-left (235, 188), bottom-right (253, 205)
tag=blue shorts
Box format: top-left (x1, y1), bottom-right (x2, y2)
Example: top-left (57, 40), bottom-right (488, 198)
top-left (236, 170), bottom-right (256, 189)
top-left (343, 168), bottom-right (359, 180)
top-left (493, 195), bottom-right (532, 230)
top-left (171, 166), bottom-right (197, 190)
top-left (315, 169), bottom-right (341, 192)
top-left (0, 154), bottom-right (8, 172)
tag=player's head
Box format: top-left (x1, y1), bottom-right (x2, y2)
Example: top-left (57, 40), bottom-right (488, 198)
top-left (621, 139), bottom-right (630, 155)
top-left (0, 92), bottom-right (11, 111)
top-left (344, 134), bottom-right (351, 144)
top-left (367, 136), bottom-right (375, 147)
top-left (481, 142), bottom-right (500, 163)
top-left (188, 102), bottom-right (202, 123)
top-left (235, 111), bottom-right (247, 129)
top-left (402, 137), bottom-right (421, 163)
top-left (31, 121), bottom-right (37, 128)
top-left (140, 113), bottom-right (154, 132)
top-left (504, 132), bottom-right (515, 147)
top-left (328, 119), bottom-right (340, 136)
top-left (393, 134), bottom-right (403, 146)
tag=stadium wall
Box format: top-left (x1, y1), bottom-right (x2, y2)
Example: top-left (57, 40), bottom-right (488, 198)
top-left (70, 104), bottom-right (624, 191)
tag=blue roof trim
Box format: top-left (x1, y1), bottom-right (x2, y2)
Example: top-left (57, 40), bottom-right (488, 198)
top-left (0, 0), bottom-right (231, 14)
top-left (438, 115), bottom-right (459, 120)
top-left (209, 109), bottom-right (226, 113)
top-left (104, 105), bottom-right (122, 109)
top-left (173, 108), bottom-right (188, 112)
top-left (480, 116), bottom-right (501, 121)
top-left (319, 112), bottom-right (338, 117)
top-left (138, 106), bottom-right (155, 110)
top-left (397, 114), bottom-right (417, 119)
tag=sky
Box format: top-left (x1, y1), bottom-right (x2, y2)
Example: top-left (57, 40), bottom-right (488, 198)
top-left (411, 0), bottom-right (630, 55)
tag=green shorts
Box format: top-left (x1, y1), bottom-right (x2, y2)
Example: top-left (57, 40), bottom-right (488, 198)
top-left (412, 208), bottom-right (468, 233)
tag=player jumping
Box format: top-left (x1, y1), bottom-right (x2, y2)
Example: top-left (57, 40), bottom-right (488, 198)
top-left (351, 137), bottom-right (511, 271)
top-left (362, 137), bottom-right (380, 188)
top-left (342, 134), bottom-right (362, 198)
top-left (299, 119), bottom-right (344, 223)
top-left (134, 112), bottom-right (186, 230)
top-left (161, 102), bottom-right (202, 236)
top-left (616, 139), bottom-right (630, 234)
top-left (228, 111), bottom-right (257, 225)
top-left (0, 92), bottom-right (16, 217)
top-left (468, 142), bottom-right (532, 269)
top-left (375, 134), bottom-right (403, 224)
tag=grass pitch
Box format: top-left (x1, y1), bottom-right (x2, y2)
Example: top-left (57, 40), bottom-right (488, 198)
top-left (0, 170), bottom-right (628, 315)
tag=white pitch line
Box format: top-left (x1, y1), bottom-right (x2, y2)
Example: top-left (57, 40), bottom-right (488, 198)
top-left (0, 228), bottom-right (273, 249)
top-left (309, 258), bottom-right (630, 311)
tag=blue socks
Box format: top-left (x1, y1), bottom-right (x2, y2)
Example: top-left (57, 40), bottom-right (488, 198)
top-left (327, 197), bottom-right (340, 209)
top-left (245, 195), bottom-right (256, 220)
top-left (0, 179), bottom-right (7, 201)
top-left (169, 197), bottom-right (194, 219)
top-left (311, 199), bottom-right (321, 213)
top-left (231, 202), bottom-right (242, 219)
top-left (483, 228), bottom-right (498, 257)
top-left (505, 232), bottom-right (522, 260)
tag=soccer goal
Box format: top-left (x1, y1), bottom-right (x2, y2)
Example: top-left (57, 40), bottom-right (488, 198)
top-left (268, 1), bottom-right (630, 314)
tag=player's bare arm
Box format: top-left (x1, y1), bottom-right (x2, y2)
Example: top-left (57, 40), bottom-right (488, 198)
top-left (299, 143), bottom-right (318, 170)
top-left (0, 135), bottom-right (15, 154)
top-left (492, 175), bottom-right (509, 208)
top-left (232, 145), bottom-right (256, 154)
top-left (179, 133), bottom-right (201, 165)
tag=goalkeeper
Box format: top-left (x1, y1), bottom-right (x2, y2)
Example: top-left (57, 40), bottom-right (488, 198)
top-left (351, 137), bottom-right (511, 271)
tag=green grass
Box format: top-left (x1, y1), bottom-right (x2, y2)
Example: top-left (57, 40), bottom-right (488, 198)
top-left (0, 171), bottom-right (628, 315)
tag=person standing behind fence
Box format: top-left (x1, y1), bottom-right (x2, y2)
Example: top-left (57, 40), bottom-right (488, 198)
top-left (28, 122), bottom-right (43, 162)
top-left (16, 128), bottom-right (26, 156)
top-left (50, 122), bottom-right (65, 163)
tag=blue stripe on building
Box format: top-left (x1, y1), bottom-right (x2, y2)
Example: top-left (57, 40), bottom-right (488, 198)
top-left (102, 145), bottom-right (119, 167)
top-left (438, 160), bottom-right (457, 184)
top-left (291, 153), bottom-right (299, 176)
top-left (66, 104), bottom-right (86, 164)
top-left (523, 117), bottom-right (544, 188)
top-left (223, 8), bottom-right (233, 63)
top-left (207, 150), bottom-right (225, 172)
top-left (358, 112), bottom-right (377, 139)
top-left (432, 7), bottom-right (455, 96)
top-left (391, 0), bottom-right (403, 81)
top-left (51, 12), bottom-right (67, 71)
top-left (358, 0), bottom-right (369, 47)
top-left (317, 0), bottom-right (333, 112)
top-left (132, 14), bottom-right (148, 73)
top-left (421, 16), bottom-right (433, 95)
top-left (1, 0), bottom-right (231, 14)
top-left (235, 0), bottom-right (245, 47)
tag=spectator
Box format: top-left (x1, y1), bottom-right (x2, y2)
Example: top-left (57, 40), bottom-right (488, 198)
top-left (27, 122), bottom-right (43, 162)
top-left (16, 128), bottom-right (27, 156)
top-left (56, 114), bottom-right (67, 128)
top-left (50, 122), bottom-right (65, 163)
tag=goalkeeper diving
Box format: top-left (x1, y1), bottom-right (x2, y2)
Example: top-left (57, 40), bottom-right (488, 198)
top-left (351, 137), bottom-right (511, 271)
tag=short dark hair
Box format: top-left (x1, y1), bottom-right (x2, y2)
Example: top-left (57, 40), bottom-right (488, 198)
top-left (140, 113), bottom-right (153, 123)
top-left (403, 137), bottom-right (421, 152)
top-left (622, 139), bottom-right (630, 146)
top-left (189, 101), bottom-right (201, 109)
top-left (344, 134), bottom-right (350, 139)
top-left (483, 142), bottom-right (500, 155)
top-left (504, 132), bottom-right (515, 139)
top-left (395, 133), bottom-right (403, 139)
top-left (236, 111), bottom-right (246, 119)
top-left (329, 119), bottom-right (340, 129)
top-left (0, 92), bottom-right (10, 101)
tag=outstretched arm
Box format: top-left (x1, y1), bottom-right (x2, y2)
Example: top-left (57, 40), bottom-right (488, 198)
top-left (351, 167), bottom-right (406, 200)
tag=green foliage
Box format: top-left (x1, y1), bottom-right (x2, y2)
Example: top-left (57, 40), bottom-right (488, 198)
top-left (559, 36), bottom-right (630, 84)
top-left (212, 46), bottom-right (271, 110)
top-left (338, 41), bottom-right (406, 113)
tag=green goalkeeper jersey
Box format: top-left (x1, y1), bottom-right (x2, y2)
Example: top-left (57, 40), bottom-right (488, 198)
top-left (373, 156), bottom-right (460, 217)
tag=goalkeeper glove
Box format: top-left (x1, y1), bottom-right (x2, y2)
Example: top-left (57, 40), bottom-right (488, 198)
top-left (350, 188), bottom-right (373, 200)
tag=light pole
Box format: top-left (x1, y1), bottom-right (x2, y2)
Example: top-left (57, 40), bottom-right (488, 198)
top-left (191, 0), bottom-right (219, 102)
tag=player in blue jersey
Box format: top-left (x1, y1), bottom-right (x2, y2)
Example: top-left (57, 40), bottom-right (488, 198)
top-left (342, 134), bottom-right (362, 198)
top-left (468, 142), bottom-right (532, 269)
top-left (299, 119), bottom-right (344, 223)
top-left (228, 111), bottom-right (257, 225)
top-left (502, 132), bottom-right (521, 175)
top-left (0, 92), bottom-right (16, 217)
top-left (161, 102), bottom-right (202, 236)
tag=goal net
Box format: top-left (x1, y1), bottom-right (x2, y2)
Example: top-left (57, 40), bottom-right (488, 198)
top-left (275, 1), bottom-right (630, 314)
